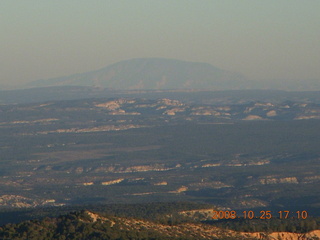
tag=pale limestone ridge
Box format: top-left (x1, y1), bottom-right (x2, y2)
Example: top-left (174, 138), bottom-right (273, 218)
top-left (0, 194), bottom-right (64, 208)
top-left (259, 176), bottom-right (299, 185)
top-left (101, 178), bottom-right (124, 186)
top-left (38, 124), bottom-right (143, 134)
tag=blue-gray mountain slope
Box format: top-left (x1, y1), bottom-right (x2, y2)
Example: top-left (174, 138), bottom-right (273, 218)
top-left (28, 58), bottom-right (246, 90)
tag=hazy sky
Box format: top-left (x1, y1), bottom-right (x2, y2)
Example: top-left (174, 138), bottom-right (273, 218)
top-left (1, 0), bottom-right (319, 86)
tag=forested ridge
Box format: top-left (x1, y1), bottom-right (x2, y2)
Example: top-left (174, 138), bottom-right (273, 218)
top-left (0, 202), bottom-right (320, 240)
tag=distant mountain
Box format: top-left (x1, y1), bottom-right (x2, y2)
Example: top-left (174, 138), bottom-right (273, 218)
top-left (26, 58), bottom-right (246, 90)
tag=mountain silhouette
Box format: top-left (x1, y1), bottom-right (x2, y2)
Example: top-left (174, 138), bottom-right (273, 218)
top-left (27, 58), bottom-right (246, 90)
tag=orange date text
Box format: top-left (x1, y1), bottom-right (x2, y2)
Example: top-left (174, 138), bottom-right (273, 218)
top-left (212, 210), bottom-right (308, 220)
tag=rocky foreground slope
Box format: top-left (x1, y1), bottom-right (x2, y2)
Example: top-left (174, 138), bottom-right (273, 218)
top-left (0, 210), bottom-right (319, 240)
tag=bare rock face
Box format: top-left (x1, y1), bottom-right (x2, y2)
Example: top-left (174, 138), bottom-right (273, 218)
top-left (154, 181), bottom-right (168, 186)
top-left (0, 195), bottom-right (63, 208)
top-left (259, 176), bottom-right (298, 185)
top-left (101, 178), bottom-right (124, 186)
top-left (266, 110), bottom-right (277, 117)
top-left (243, 115), bottom-right (263, 120)
top-left (247, 230), bottom-right (320, 240)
